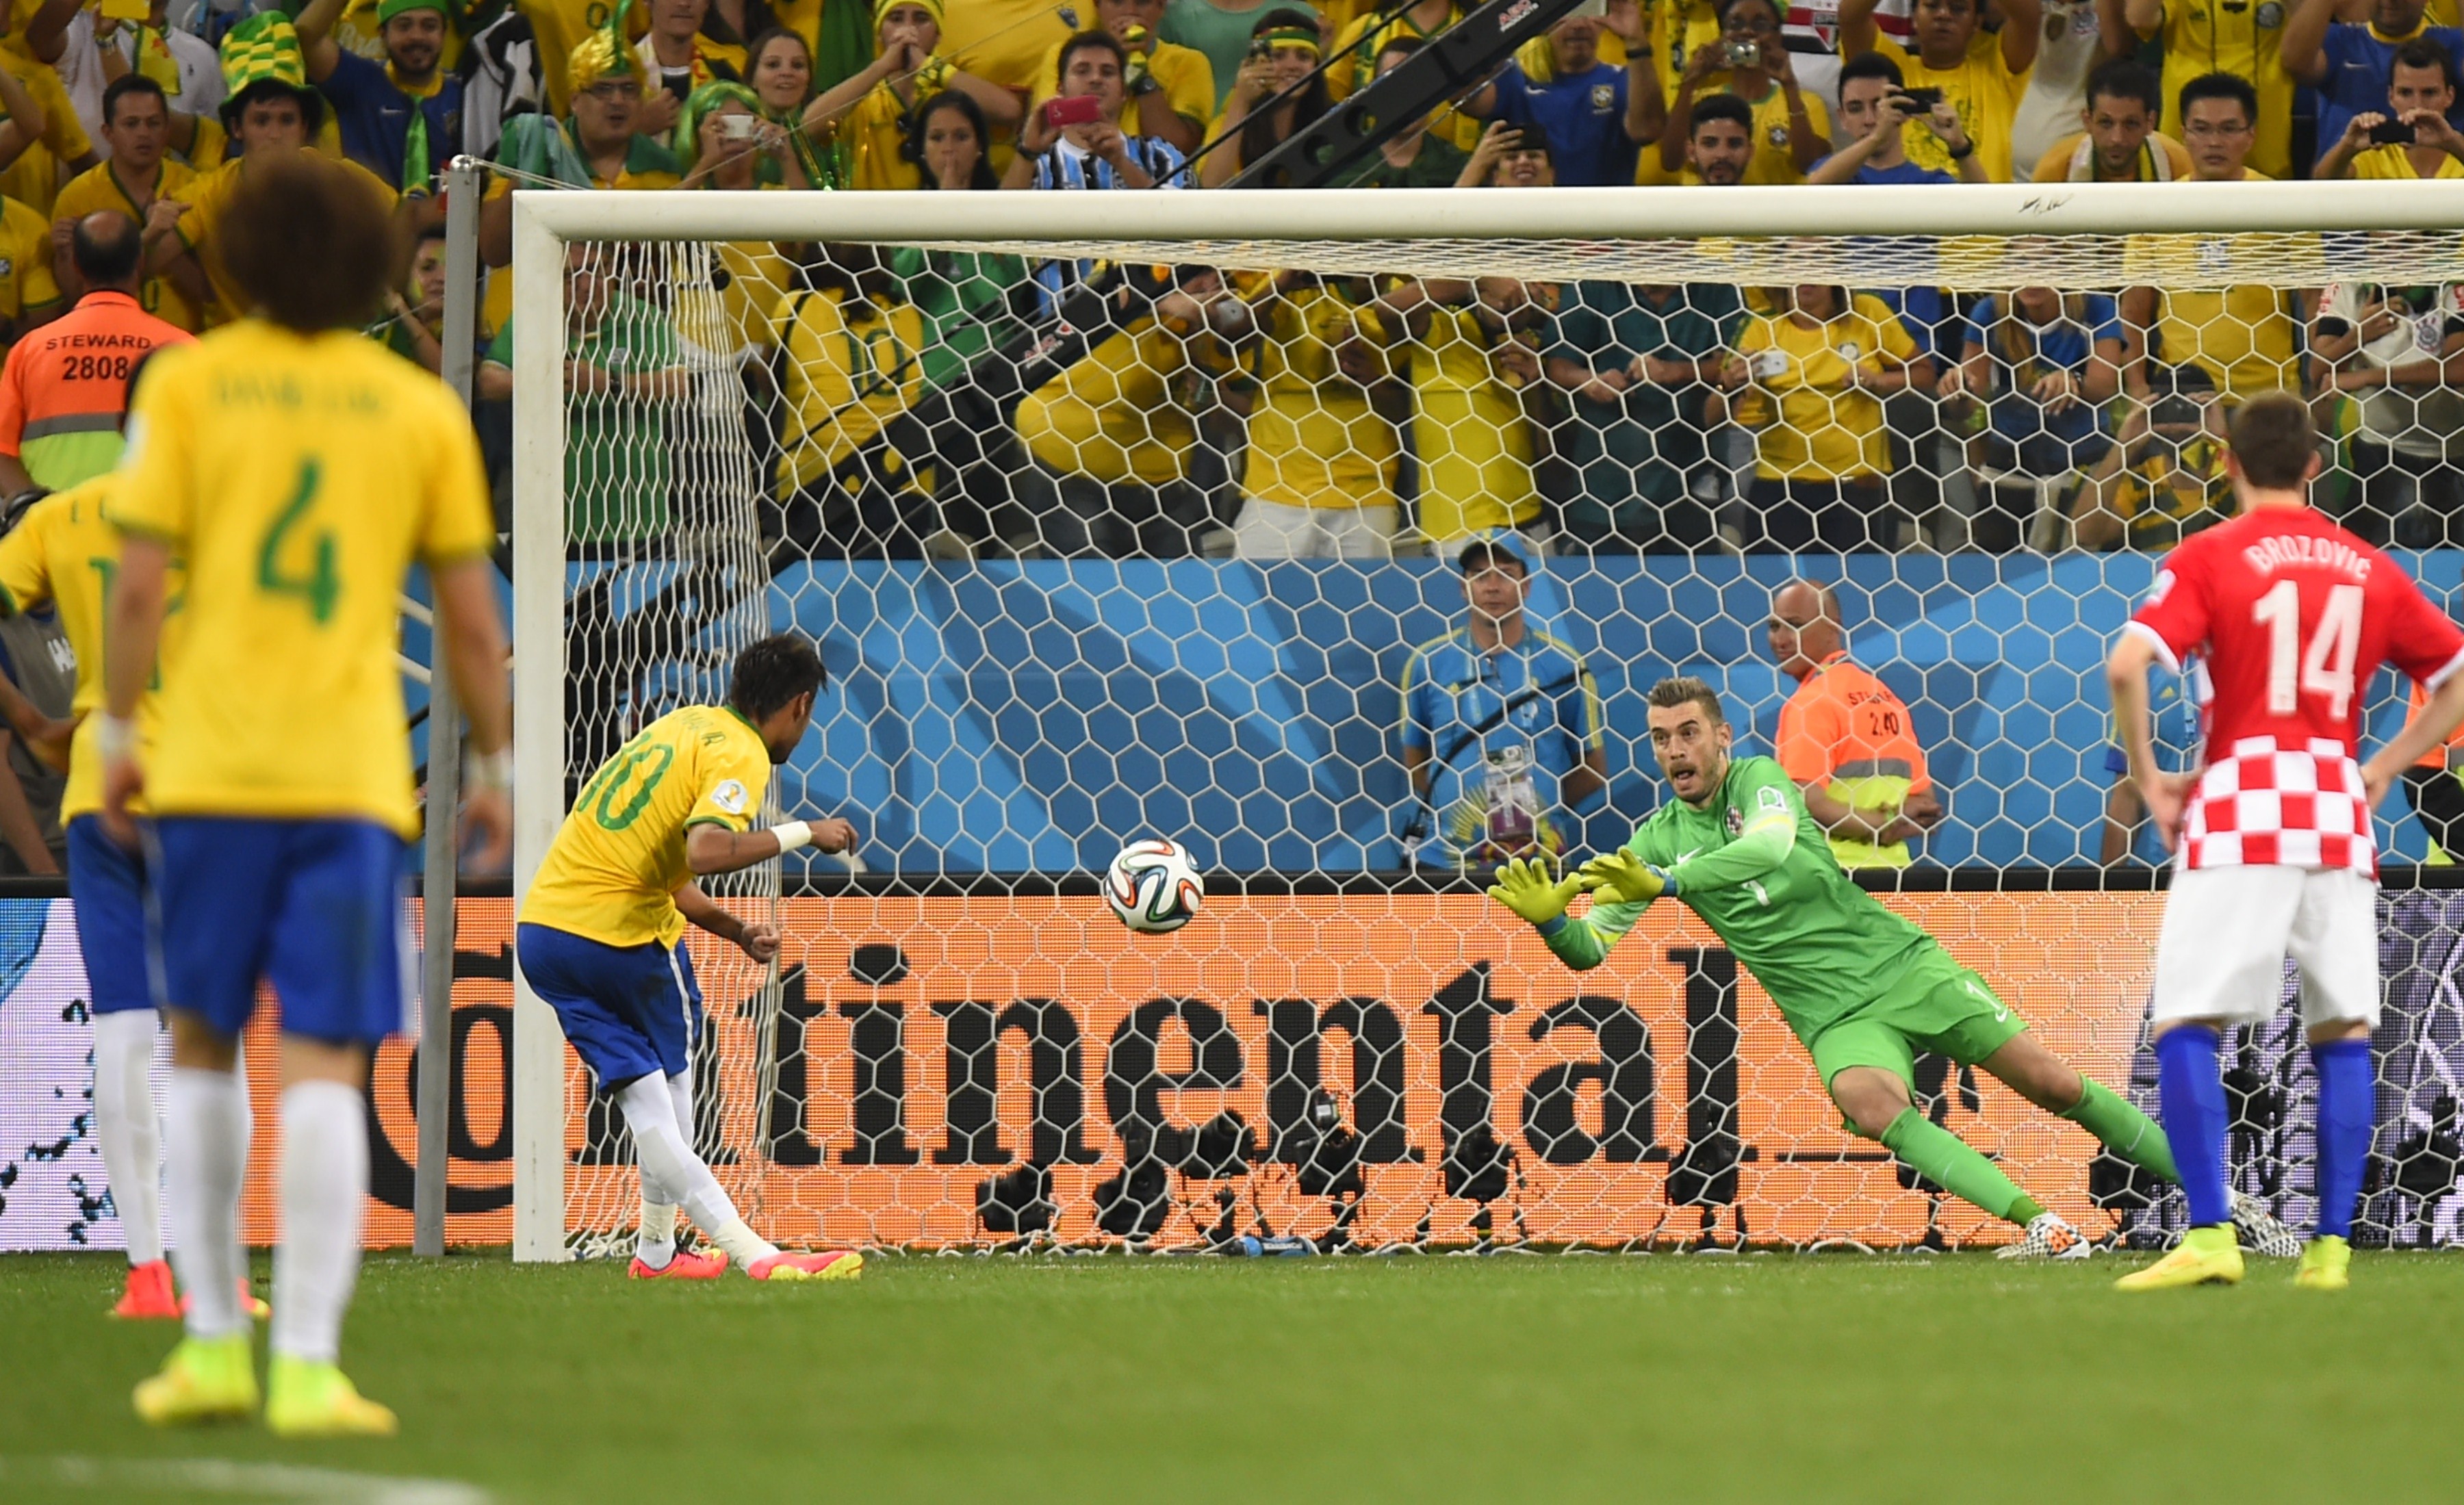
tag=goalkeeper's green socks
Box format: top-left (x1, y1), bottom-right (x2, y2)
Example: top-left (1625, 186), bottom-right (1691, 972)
top-left (1879, 1109), bottom-right (2034, 1224)
top-left (2060, 1075), bottom-right (2181, 1185)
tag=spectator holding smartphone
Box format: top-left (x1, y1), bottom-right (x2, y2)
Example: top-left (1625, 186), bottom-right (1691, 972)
top-left (1652, 0), bottom-right (1829, 184)
top-left (1199, 10), bottom-right (1331, 186)
top-left (1458, 118), bottom-right (1556, 185)
top-left (1009, 30), bottom-right (1191, 189)
top-left (2281, 0), bottom-right (2464, 165)
top-left (1809, 51), bottom-right (1986, 181)
top-left (1840, 0), bottom-right (2040, 181)
top-left (2316, 36), bottom-right (2464, 177)
top-left (1031, 0), bottom-right (1214, 153)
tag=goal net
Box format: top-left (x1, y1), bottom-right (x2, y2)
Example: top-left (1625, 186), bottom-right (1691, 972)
top-left (498, 179), bottom-right (2464, 1260)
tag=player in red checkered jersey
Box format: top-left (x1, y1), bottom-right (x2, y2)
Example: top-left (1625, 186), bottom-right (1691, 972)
top-left (2106, 393), bottom-right (2464, 1294)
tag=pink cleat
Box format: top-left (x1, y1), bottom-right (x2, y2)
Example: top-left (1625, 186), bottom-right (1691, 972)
top-left (629, 1248), bottom-right (730, 1280)
top-left (112, 1259), bottom-right (181, 1320)
top-left (747, 1250), bottom-right (864, 1283)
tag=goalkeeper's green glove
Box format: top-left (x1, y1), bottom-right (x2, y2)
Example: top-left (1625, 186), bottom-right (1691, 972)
top-left (1487, 857), bottom-right (1584, 929)
top-left (1578, 849), bottom-right (1676, 905)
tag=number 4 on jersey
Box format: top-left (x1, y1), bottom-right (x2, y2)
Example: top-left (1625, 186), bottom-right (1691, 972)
top-left (258, 458), bottom-right (340, 623)
top-left (2252, 580), bottom-right (2361, 721)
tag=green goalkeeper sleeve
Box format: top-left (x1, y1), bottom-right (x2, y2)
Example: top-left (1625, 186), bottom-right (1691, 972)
top-left (1539, 914), bottom-right (1613, 970)
top-left (1664, 813), bottom-right (1795, 895)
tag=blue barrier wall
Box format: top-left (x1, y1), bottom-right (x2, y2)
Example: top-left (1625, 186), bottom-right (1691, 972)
top-left (756, 553), bottom-right (2462, 875)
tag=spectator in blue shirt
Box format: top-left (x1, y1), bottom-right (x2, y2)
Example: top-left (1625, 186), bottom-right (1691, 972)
top-left (1808, 50), bottom-right (1988, 183)
top-left (1942, 286), bottom-right (2125, 550)
top-left (2283, 0), bottom-right (2464, 164)
top-left (1397, 536), bottom-right (1607, 869)
top-left (1464, 1), bottom-right (1662, 186)
top-left (297, 0), bottom-right (463, 196)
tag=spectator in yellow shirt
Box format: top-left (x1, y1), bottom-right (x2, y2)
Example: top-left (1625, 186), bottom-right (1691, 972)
top-left (1716, 283), bottom-right (1929, 550)
top-left (2315, 36), bottom-right (2464, 177)
top-left (1031, 0), bottom-right (1214, 153)
top-left (802, 0), bottom-right (1018, 190)
top-left (2127, 0), bottom-right (2294, 178)
top-left (52, 76), bottom-right (207, 333)
top-left (1840, 0), bottom-right (2040, 181)
top-left (1651, 0), bottom-right (1828, 185)
top-left (2030, 57), bottom-right (2196, 179)
top-left (1229, 274), bottom-right (1403, 558)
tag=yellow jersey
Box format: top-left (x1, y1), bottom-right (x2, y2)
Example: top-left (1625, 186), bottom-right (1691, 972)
top-left (1017, 317), bottom-right (1228, 487)
top-left (107, 320), bottom-right (496, 836)
top-left (1732, 292), bottom-right (1918, 480)
top-left (54, 159), bottom-right (206, 333)
top-left (770, 286), bottom-right (927, 496)
top-left (0, 474), bottom-right (182, 821)
top-left (935, 0), bottom-right (1075, 93)
top-left (0, 52), bottom-right (96, 218)
top-left (2352, 144), bottom-right (2464, 179)
top-left (2146, 0), bottom-right (2292, 180)
top-left (1872, 34), bottom-right (2029, 182)
top-left (519, 704), bottom-right (772, 948)
top-left (1402, 303), bottom-right (1538, 541)
top-left (0, 192), bottom-right (58, 329)
top-left (178, 155), bottom-right (400, 327)
top-left (837, 83), bottom-right (921, 191)
top-left (1240, 286), bottom-right (1399, 511)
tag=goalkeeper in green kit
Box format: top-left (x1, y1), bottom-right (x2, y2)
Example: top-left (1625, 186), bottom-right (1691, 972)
top-left (1491, 676), bottom-right (2298, 1258)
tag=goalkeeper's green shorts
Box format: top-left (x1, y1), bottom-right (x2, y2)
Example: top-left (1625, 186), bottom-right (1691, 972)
top-left (1806, 947), bottom-right (2029, 1094)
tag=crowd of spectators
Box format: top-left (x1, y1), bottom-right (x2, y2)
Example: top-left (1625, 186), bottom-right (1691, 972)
top-left (0, 0), bottom-right (2443, 579)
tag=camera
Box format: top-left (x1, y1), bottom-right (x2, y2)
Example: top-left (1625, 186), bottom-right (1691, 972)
top-left (2369, 117), bottom-right (2415, 145)
top-left (1897, 86), bottom-right (1942, 112)
top-left (720, 114), bottom-right (758, 142)
top-left (1721, 38), bottom-right (1760, 67)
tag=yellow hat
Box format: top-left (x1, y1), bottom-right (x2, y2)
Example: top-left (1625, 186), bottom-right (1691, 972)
top-left (570, 0), bottom-right (645, 92)
top-left (872, 0), bottom-right (944, 36)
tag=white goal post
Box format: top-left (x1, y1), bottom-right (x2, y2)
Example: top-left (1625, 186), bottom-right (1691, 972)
top-left (504, 179), bottom-right (2464, 1262)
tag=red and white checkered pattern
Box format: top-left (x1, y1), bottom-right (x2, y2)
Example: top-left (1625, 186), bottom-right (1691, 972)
top-left (2182, 736), bottom-right (2374, 875)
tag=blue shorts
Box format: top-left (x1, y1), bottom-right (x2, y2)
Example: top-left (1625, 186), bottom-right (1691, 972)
top-left (67, 814), bottom-right (153, 1016)
top-left (147, 816), bottom-right (411, 1046)
top-left (515, 923), bottom-right (702, 1090)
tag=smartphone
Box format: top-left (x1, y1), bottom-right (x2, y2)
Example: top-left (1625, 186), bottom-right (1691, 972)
top-left (1898, 86), bottom-right (1943, 111)
top-left (2369, 117), bottom-right (2415, 144)
top-left (1044, 94), bottom-right (1105, 129)
top-left (1721, 38), bottom-right (1760, 67)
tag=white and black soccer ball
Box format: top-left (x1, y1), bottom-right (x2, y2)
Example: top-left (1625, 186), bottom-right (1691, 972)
top-left (1103, 838), bottom-right (1204, 934)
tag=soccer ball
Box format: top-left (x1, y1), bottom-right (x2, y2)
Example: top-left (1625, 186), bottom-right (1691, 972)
top-left (1103, 838), bottom-right (1204, 934)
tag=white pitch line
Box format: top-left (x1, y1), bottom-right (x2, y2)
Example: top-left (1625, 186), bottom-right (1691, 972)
top-left (0, 1454), bottom-right (493, 1504)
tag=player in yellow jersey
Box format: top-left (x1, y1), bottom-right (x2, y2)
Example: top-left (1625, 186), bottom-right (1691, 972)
top-left (0, 356), bottom-right (211, 1324)
top-left (519, 634), bottom-right (864, 1285)
top-left (100, 155), bottom-right (513, 1439)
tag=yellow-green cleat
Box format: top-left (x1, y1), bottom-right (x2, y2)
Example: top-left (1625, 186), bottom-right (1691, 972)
top-left (133, 1333), bottom-right (258, 1426)
top-left (2114, 1224), bottom-right (2244, 1291)
top-left (2294, 1234), bottom-right (2351, 1291)
top-left (264, 1355), bottom-right (398, 1439)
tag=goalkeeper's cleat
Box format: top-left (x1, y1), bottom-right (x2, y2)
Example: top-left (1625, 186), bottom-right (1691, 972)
top-left (630, 1248), bottom-right (729, 1281)
top-left (264, 1356), bottom-right (398, 1439)
top-left (179, 1278), bottom-right (271, 1323)
top-left (112, 1259), bottom-right (180, 1320)
top-left (2114, 1224), bottom-right (2243, 1291)
top-left (132, 1333), bottom-right (258, 1426)
top-left (2229, 1189), bottom-right (2302, 1259)
top-left (747, 1249), bottom-right (864, 1283)
top-left (2294, 1234), bottom-right (2352, 1291)
top-left (1996, 1211), bottom-right (2091, 1261)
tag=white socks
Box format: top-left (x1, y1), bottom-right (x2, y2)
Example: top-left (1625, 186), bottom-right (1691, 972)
top-left (633, 1073), bottom-right (699, 1269)
top-left (166, 1066), bottom-right (248, 1339)
top-left (271, 1080), bottom-right (368, 1365)
top-left (93, 1012), bottom-right (164, 1267)
top-left (615, 1075), bottom-right (775, 1266)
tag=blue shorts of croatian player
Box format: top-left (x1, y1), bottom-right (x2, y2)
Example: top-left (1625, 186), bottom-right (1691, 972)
top-left (146, 816), bottom-right (411, 1046)
top-left (515, 923), bottom-right (703, 1090)
top-left (66, 813), bottom-right (154, 1016)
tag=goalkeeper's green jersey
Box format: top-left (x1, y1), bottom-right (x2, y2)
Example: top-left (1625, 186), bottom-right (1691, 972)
top-left (1582, 755), bottom-right (1936, 1042)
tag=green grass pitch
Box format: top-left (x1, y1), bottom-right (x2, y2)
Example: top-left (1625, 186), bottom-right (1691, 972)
top-left (5, 1248), bottom-right (2462, 1502)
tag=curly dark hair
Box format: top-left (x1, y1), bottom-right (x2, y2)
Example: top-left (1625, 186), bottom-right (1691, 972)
top-left (221, 153), bottom-right (397, 331)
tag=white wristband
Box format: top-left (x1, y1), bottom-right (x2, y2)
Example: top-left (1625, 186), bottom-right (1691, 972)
top-left (770, 820), bottom-right (813, 854)
top-left (468, 747), bottom-right (512, 793)
top-left (96, 713), bottom-right (136, 762)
